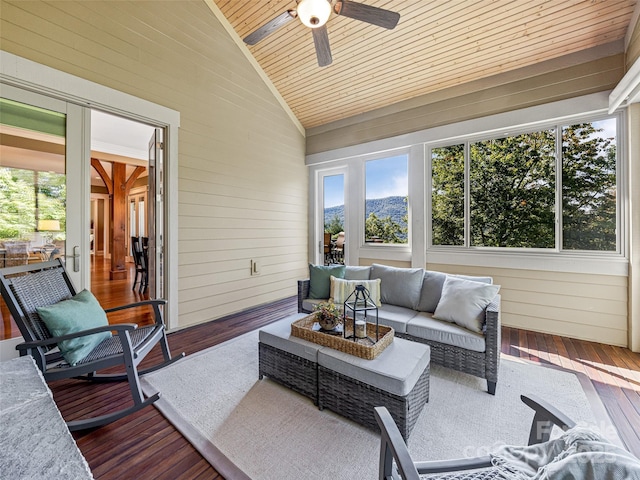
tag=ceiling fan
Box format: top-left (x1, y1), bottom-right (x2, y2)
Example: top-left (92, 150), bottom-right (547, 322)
top-left (243, 0), bottom-right (400, 67)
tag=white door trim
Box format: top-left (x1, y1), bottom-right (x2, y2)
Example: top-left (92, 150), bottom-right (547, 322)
top-left (1, 51), bottom-right (181, 332)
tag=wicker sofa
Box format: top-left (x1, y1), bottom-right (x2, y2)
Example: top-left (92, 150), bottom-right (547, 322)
top-left (297, 263), bottom-right (501, 394)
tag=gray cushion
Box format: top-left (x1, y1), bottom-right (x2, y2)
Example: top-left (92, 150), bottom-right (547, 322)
top-left (370, 263), bottom-right (424, 309)
top-left (309, 264), bottom-right (347, 299)
top-left (407, 312), bottom-right (486, 352)
top-left (259, 315), bottom-right (322, 363)
top-left (376, 304), bottom-right (419, 334)
top-left (416, 271), bottom-right (494, 313)
top-left (344, 266), bottom-right (371, 280)
top-left (416, 270), bottom-right (447, 313)
top-left (317, 337), bottom-right (430, 396)
top-left (302, 297), bottom-right (326, 313)
top-left (433, 276), bottom-right (500, 333)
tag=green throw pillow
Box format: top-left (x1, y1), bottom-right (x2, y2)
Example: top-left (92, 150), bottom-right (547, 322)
top-left (308, 264), bottom-right (346, 299)
top-left (37, 289), bottom-right (112, 366)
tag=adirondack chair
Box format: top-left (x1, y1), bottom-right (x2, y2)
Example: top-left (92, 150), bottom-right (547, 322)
top-left (0, 259), bottom-right (184, 431)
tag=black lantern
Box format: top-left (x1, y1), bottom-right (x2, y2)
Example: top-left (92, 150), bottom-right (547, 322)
top-left (343, 284), bottom-right (379, 344)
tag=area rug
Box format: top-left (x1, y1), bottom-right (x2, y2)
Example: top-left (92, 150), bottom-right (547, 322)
top-left (141, 330), bottom-right (619, 480)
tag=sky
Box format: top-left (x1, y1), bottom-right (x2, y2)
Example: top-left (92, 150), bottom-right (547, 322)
top-left (323, 154), bottom-right (408, 208)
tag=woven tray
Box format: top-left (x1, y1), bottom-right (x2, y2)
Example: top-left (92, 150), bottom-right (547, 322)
top-left (291, 314), bottom-right (394, 360)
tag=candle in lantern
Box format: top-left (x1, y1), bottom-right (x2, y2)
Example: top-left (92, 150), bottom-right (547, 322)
top-left (355, 320), bottom-right (367, 339)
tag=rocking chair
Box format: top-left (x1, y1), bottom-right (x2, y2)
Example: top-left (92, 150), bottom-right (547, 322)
top-left (0, 259), bottom-right (185, 431)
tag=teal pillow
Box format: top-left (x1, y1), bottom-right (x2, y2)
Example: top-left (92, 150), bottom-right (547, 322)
top-left (37, 289), bottom-right (112, 366)
top-left (309, 264), bottom-right (346, 299)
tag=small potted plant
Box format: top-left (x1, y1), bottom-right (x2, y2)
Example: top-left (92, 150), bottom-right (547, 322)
top-left (314, 301), bottom-right (342, 331)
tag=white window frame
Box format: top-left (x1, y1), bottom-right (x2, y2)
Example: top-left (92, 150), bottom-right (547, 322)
top-left (306, 92), bottom-right (628, 275)
top-left (428, 112), bottom-right (623, 256)
top-left (312, 166), bottom-right (349, 265)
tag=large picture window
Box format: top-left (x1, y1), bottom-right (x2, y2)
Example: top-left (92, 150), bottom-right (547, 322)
top-left (365, 155), bottom-right (408, 244)
top-left (430, 117), bottom-right (618, 253)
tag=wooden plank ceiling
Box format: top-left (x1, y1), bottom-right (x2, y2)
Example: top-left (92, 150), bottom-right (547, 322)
top-left (214, 0), bottom-right (637, 129)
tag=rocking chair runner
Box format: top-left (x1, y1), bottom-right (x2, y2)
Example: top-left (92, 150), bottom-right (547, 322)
top-left (0, 259), bottom-right (185, 431)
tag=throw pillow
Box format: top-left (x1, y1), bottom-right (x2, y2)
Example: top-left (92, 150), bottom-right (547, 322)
top-left (370, 263), bottom-right (423, 309)
top-left (344, 266), bottom-right (371, 280)
top-left (309, 264), bottom-right (346, 299)
top-left (416, 270), bottom-right (447, 312)
top-left (36, 289), bottom-right (112, 366)
top-left (330, 276), bottom-right (382, 306)
top-left (416, 271), bottom-right (494, 313)
top-left (433, 276), bottom-right (500, 333)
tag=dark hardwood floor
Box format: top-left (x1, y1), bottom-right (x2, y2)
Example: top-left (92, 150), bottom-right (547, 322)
top-left (38, 257), bottom-right (640, 478)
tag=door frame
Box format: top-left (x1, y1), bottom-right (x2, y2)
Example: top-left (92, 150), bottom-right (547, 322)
top-left (313, 166), bottom-right (349, 265)
top-left (0, 51), bottom-right (180, 333)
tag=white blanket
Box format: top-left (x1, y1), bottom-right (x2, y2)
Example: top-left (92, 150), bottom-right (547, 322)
top-left (491, 427), bottom-right (640, 480)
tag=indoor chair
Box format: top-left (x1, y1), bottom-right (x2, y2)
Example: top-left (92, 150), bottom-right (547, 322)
top-left (0, 259), bottom-right (185, 431)
top-left (131, 236), bottom-right (148, 292)
top-left (375, 394), bottom-right (639, 480)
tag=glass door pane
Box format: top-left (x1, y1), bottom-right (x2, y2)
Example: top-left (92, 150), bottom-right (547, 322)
top-left (0, 98), bottom-right (67, 266)
top-left (0, 97), bottom-right (68, 340)
top-left (322, 173), bottom-right (345, 265)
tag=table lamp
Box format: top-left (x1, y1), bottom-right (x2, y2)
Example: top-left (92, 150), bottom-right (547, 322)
top-left (38, 219), bottom-right (60, 245)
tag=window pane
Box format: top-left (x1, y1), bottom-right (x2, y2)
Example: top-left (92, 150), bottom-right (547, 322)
top-left (323, 174), bottom-right (344, 264)
top-left (470, 130), bottom-right (556, 248)
top-left (562, 120), bottom-right (617, 251)
top-left (365, 155), bottom-right (408, 244)
top-left (431, 145), bottom-right (464, 246)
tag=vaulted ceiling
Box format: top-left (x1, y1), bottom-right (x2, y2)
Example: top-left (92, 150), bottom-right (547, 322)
top-left (213, 0), bottom-right (637, 130)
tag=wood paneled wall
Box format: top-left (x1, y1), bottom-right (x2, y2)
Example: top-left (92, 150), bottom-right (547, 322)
top-left (428, 264), bottom-right (628, 348)
top-left (0, 0), bottom-right (308, 329)
top-left (306, 45), bottom-right (624, 155)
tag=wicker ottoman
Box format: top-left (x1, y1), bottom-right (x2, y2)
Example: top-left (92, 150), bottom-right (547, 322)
top-left (258, 314), bottom-right (322, 403)
top-left (317, 338), bottom-right (430, 439)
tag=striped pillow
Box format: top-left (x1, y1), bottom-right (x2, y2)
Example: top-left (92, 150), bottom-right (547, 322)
top-left (330, 276), bottom-right (382, 307)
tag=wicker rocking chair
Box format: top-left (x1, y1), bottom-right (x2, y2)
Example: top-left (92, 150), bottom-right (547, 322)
top-left (0, 259), bottom-right (185, 431)
top-left (375, 394), bottom-right (578, 480)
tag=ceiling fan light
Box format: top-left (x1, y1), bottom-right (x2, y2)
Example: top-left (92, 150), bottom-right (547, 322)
top-left (297, 0), bottom-right (331, 28)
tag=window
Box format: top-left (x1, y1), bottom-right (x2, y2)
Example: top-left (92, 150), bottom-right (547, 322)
top-left (562, 119), bottom-right (617, 251)
top-left (430, 117), bottom-right (618, 253)
top-left (432, 145), bottom-right (464, 246)
top-left (365, 155), bottom-right (408, 244)
top-left (470, 130), bottom-right (556, 248)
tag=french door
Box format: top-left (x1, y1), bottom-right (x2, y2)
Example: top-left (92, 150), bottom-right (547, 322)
top-left (0, 84), bottom-right (89, 289)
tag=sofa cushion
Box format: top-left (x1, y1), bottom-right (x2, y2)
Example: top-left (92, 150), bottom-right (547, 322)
top-left (370, 263), bottom-right (423, 310)
top-left (308, 264), bottom-right (346, 299)
top-left (376, 304), bottom-right (419, 334)
top-left (302, 297), bottom-right (326, 313)
top-left (330, 276), bottom-right (381, 306)
top-left (416, 270), bottom-right (447, 313)
top-left (259, 315), bottom-right (322, 363)
top-left (433, 276), bottom-right (500, 333)
top-left (317, 337), bottom-right (430, 396)
top-left (344, 266), bottom-right (371, 280)
top-left (407, 312), bottom-right (486, 352)
top-left (417, 271), bottom-right (494, 313)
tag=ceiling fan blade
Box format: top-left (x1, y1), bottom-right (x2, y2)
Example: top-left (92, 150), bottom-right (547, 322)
top-left (312, 25), bottom-right (332, 67)
top-left (243, 10), bottom-right (297, 45)
top-left (335, 1), bottom-right (400, 29)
